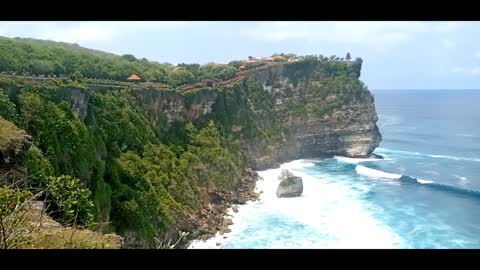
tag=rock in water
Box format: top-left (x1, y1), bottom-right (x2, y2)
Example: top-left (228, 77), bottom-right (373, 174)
top-left (276, 169), bottom-right (303, 197)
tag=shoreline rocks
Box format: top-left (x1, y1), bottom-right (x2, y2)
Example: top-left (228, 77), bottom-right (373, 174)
top-left (181, 168), bottom-right (260, 248)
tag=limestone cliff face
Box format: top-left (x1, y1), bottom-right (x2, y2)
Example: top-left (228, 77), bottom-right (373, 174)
top-left (54, 61), bottom-right (381, 171)
top-left (74, 62), bottom-right (380, 171)
top-left (245, 64), bottom-right (381, 169)
top-left (130, 88), bottom-right (217, 132)
top-left (56, 87), bottom-right (90, 121)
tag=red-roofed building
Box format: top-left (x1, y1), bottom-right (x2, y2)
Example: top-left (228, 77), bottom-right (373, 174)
top-left (127, 74), bottom-right (141, 83)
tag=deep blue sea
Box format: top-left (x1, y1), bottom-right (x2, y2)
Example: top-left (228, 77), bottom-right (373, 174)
top-left (190, 90), bottom-right (480, 249)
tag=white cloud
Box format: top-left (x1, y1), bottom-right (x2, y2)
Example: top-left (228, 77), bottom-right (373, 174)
top-left (244, 21), bottom-right (465, 51)
top-left (475, 51), bottom-right (480, 59)
top-left (0, 21), bottom-right (189, 43)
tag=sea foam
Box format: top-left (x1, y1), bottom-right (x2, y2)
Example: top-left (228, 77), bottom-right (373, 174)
top-left (190, 159), bottom-right (403, 249)
top-left (355, 165), bottom-right (402, 179)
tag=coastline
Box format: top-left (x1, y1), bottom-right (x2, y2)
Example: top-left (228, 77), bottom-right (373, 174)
top-left (186, 158), bottom-right (403, 249)
top-left (187, 159), bottom-right (317, 249)
top-left (181, 168), bottom-right (261, 248)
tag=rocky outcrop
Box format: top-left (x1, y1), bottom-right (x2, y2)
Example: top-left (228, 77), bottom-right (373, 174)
top-left (56, 87), bottom-right (90, 121)
top-left (130, 88), bottom-right (217, 132)
top-left (246, 64), bottom-right (381, 169)
top-left (274, 102), bottom-right (381, 165)
top-left (7, 200), bottom-right (123, 249)
top-left (180, 168), bottom-right (259, 247)
top-left (276, 170), bottom-right (303, 198)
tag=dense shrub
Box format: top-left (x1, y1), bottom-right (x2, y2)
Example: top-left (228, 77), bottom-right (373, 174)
top-left (45, 175), bottom-right (95, 227)
top-left (0, 188), bottom-right (32, 217)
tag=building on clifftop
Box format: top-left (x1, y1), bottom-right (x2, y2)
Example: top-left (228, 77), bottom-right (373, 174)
top-left (127, 74), bottom-right (141, 83)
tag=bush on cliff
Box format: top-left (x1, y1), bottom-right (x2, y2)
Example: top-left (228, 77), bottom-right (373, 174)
top-left (0, 88), bottom-right (18, 123)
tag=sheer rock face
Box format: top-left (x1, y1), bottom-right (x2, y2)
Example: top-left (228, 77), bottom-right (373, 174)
top-left (125, 63), bottom-right (381, 170)
top-left (272, 102), bottom-right (381, 166)
top-left (49, 61), bottom-right (381, 172)
top-left (246, 65), bottom-right (381, 169)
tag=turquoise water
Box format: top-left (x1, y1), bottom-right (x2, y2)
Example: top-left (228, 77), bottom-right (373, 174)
top-left (189, 90), bottom-right (480, 249)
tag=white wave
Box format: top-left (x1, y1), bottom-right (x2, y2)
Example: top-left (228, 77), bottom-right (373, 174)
top-left (375, 148), bottom-right (423, 156)
top-left (355, 165), bottom-right (435, 185)
top-left (417, 179), bottom-right (434, 184)
top-left (355, 165), bottom-right (402, 179)
top-left (376, 148), bottom-right (480, 163)
top-left (428, 154), bottom-right (480, 162)
top-left (456, 134), bottom-right (478, 138)
top-left (334, 156), bottom-right (387, 164)
top-left (280, 159), bottom-right (316, 170)
top-left (453, 175), bottom-right (469, 186)
top-left (424, 171), bottom-right (440, 176)
top-left (191, 159), bottom-right (404, 249)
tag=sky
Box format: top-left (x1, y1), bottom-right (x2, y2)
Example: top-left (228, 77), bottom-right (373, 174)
top-left (0, 21), bottom-right (479, 90)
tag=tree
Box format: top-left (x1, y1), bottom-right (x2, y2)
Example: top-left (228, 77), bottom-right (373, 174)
top-left (169, 67), bottom-right (195, 86)
top-left (30, 59), bottom-right (54, 75)
top-left (351, 57), bottom-right (363, 78)
top-left (228, 60), bottom-right (243, 68)
top-left (0, 89), bottom-right (18, 122)
top-left (121, 54), bottom-right (137, 62)
top-left (70, 71), bottom-right (84, 81)
top-left (45, 175), bottom-right (95, 226)
top-left (345, 52), bottom-right (352, 61)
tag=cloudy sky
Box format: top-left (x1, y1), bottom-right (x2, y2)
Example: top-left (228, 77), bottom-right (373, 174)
top-left (1, 21), bottom-right (479, 89)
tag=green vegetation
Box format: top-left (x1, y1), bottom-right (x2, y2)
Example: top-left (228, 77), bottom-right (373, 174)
top-left (23, 145), bottom-right (54, 187)
top-left (0, 40), bottom-right (371, 248)
top-left (113, 121), bottom-right (241, 244)
top-left (18, 90), bottom-right (96, 179)
top-left (0, 187), bottom-right (121, 249)
top-left (0, 116), bottom-right (25, 148)
top-left (0, 188), bottom-right (32, 217)
top-left (0, 36), bottom-right (241, 86)
top-left (0, 89), bottom-right (17, 122)
top-left (44, 175), bottom-right (95, 227)
top-left (0, 76), bottom-right (244, 246)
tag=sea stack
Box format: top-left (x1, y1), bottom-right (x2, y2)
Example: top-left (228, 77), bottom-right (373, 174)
top-left (276, 170), bottom-right (303, 198)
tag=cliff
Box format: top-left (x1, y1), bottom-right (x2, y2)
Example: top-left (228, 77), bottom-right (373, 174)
top-left (0, 55), bottom-right (381, 247)
top-left (107, 59), bottom-right (381, 170)
top-left (234, 62), bottom-right (381, 169)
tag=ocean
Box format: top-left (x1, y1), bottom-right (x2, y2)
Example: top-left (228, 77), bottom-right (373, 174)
top-left (189, 89), bottom-right (480, 249)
